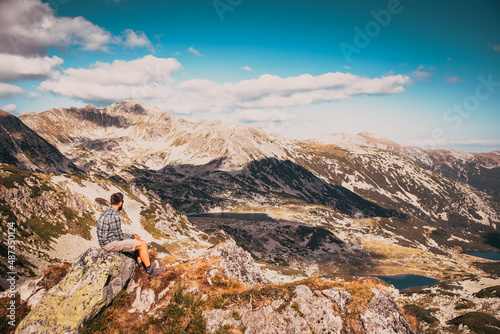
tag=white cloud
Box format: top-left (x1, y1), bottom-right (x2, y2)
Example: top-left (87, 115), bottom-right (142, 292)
top-left (1, 104), bottom-right (17, 113)
top-left (122, 29), bottom-right (153, 51)
top-left (241, 65), bottom-right (253, 72)
top-left (343, 66), bottom-right (351, 69)
top-left (236, 109), bottom-right (293, 123)
top-left (26, 92), bottom-right (39, 99)
top-left (443, 75), bottom-right (462, 84)
top-left (187, 47), bottom-right (202, 57)
top-left (0, 83), bottom-right (25, 98)
top-left (0, 54), bottom-right (62, 81)
top-left (39, 55), bottom-right (411, 114)
top-left (0, 0), bottom-right (151, 56)
top-left (411, 64), bottom-right (434, 82)
top-left (170, 72), bottom-right (412, 114)
top-left (40, 55), bottom-right (181, 104)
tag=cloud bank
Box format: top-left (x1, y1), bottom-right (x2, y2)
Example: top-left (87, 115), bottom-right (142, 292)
top-left (0, 54), bottom-right (63, 81)
top-left (0, 0), bottom-right (152, 56)
top-left (40, 56), bottom-right (181, 104)
top-left (40, 56), bottom-right (412, 113)
top-left (0, 83), bottom-right (26, 98)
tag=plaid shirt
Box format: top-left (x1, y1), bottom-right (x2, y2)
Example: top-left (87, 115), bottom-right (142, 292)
top-left (97, 206), bottom-right (134, 247)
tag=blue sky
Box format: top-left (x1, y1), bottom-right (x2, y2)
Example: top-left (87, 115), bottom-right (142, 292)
top-left (0, 0), bottom-right (499, 152)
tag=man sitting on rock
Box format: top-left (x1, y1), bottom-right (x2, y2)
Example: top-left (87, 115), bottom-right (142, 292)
top-left (97, 192), bottom-right (165, 279)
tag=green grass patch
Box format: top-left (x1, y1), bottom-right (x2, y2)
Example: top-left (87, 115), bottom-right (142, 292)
top-left (0, 165), bottom-right (30, 188)
top-left (232, 311), bottom-right (242, 320)
top-left (448, 312), bottom-right (500, 334)
top-left (123, 281), bottom-right (207, 334)
top-left (213, 294), bottom-right (224, 309)
top-left (214, 325), bottom-right (232, 334)
top-left (95, 197), bottom-right (108, 206)
top-left (403, 304), bottom-right (438, 324)
top-left (454, 299), bottom-right (475, 310)
top-left (140, 203), bottom-right (169, 239)
top-left (474, 285), bottom-right (500, 298)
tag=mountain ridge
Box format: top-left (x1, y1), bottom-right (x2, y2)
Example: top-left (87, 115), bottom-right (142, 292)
top-left (20, 100), bottom-right (298, 174)
top-left (0, 109), bottom-right (81, 175)
top-left (313, 131), bottom-right (500, 197)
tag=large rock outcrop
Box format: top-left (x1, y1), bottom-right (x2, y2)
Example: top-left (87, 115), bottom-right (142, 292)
top-left (360, 288), bottom-right (415, 334)
top-left (204, 239), bottom-right (270, 286)
top-left (16, 248), bottom-right (136, 334)
top-left (203, 285), bottom-right (415, 334)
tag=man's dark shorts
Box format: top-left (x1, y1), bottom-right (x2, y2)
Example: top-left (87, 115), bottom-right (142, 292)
top-left (102, 239), bottom-right (137, 253)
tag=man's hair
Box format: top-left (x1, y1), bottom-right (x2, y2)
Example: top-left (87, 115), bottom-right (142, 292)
top-left (110, 192), bottom-right (124, 205)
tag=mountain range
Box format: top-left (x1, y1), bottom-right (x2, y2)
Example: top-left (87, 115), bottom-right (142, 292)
top-left (313, 131), bottom-right (500, 197)
top-left (0, 100), bottom-right (497, 275)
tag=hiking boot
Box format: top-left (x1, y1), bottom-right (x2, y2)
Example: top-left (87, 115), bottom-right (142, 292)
top-left (140, 260), bottom-right (158, 276)
top-left (148, 266), bottom-right (166, 280)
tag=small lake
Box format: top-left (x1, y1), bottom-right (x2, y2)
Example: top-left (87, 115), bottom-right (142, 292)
top-left (374, 274), bottom-right (440, 290)
top-left (463, 251), bottom-right (500, 261)
top-left (188, 212), bottom-right (276, 221)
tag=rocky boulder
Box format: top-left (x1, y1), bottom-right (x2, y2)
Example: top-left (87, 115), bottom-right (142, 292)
top-left (204, 239), bottom-right (269, 286)
top-left (360, 288), bottom-right (415, 334)
top-left (204, 285), bottom-right (343, 334)
top-left (16, 248), bottom-right (136, 334)
top-left (203, 285), bottom-right (415, 334)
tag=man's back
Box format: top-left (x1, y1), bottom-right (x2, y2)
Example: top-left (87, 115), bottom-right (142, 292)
top-left (97, 206), bottom-right (133, 248)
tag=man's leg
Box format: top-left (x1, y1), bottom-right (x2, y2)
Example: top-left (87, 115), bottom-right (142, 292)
top-left (136, 239), bottom-right (166, 279)
top-left (135, 250), bottom-right (142, 265)
top-left (135, 239), bottom-right (151, 268)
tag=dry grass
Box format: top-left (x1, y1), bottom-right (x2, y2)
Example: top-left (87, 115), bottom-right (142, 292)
top-left (363, 239), bottom-right (422, 259)
top-left (38, 262), bottom-right (71, 291)
top-left (404, 311), bottom-right (421, 333)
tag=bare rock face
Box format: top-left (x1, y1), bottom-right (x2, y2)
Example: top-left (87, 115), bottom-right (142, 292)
top-left (130, 286), bottom-right (156, 313)
top-left (203, 285), bottom-right (343, 334)
top-left (203, 285), bottom-right (415, 334)
top-left (17, 276), bottom-right (46, 309)
top-left (360, 288), bottom-right (415, 334)
top-left (322, 287), bottom-right (352, 312)
top-left (15, 248), bottom-right (136, 334)
top-left (204, 239), bottom-right (270, 286)
top-left (292, 285), bottom-right (343, 333)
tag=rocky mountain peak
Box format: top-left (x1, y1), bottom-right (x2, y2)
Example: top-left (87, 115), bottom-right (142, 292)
top-left (19, 101), bottom-right (299, 172)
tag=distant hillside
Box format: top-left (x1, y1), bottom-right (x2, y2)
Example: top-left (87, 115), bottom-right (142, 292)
top-left (313, 131), bottom-right (500, 197)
